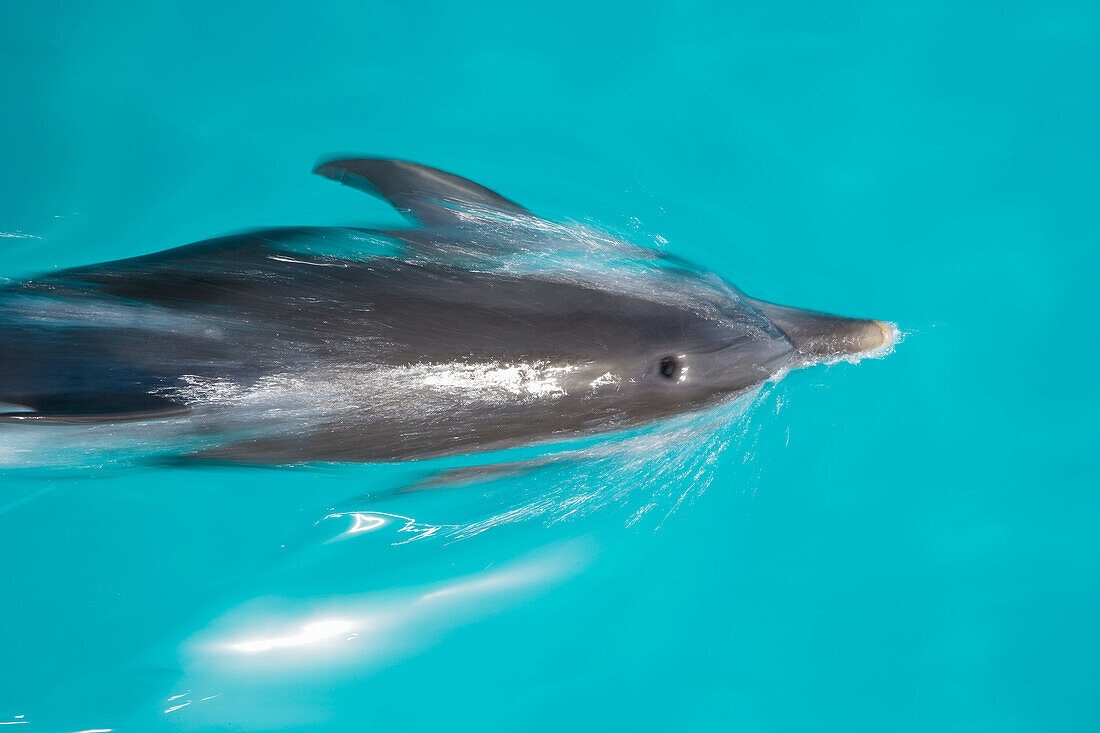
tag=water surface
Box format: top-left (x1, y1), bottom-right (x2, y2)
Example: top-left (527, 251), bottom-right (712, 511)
top-left (2, 2), bottom-right (1098, 730)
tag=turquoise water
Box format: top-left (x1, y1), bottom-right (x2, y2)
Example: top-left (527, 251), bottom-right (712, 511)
top-left (2, 2), bottom-right (1098, 730)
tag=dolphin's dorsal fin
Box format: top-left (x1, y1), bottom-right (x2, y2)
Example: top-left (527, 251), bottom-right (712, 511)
top-left (314, 158), bottom-right (532, 227)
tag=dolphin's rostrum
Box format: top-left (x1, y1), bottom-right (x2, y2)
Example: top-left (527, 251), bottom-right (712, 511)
top-left (0, 158), bottom-right (895, 463)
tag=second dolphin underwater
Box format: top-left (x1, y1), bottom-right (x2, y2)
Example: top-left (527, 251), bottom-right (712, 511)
top-left (0, 158), bottom-right (895, 463)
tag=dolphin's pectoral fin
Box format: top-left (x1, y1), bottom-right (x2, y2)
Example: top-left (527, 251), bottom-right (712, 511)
top-left (746, 297), bottom-right (896, 364)
top-left (0, 392), bottom-right (190, 424)
top-left (313, 158), bottom-right (532, 227)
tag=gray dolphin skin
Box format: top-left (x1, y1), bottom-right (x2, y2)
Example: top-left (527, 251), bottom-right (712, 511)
top-left (0, 158), bottom-right (895, 463)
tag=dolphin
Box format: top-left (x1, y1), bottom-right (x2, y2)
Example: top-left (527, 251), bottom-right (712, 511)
top-left (0, 158), bottom-right (895, 463)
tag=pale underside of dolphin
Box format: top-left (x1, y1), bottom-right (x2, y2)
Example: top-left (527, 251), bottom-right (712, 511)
top-left (0, 158), bottom-right (895, 463)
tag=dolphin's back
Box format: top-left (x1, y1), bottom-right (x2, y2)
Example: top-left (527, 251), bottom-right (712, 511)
top-left (0, 229), bottom-right (725, 428)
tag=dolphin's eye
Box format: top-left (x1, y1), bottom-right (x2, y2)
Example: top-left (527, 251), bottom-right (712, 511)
top-left (658, 356), bottom-right (680, 380)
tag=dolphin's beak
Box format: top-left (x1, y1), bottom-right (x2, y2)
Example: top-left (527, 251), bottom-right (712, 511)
top-left (745, 297), bottom-right (897, 365)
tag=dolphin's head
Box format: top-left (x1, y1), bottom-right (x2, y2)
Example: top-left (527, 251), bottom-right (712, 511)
top-left (551, 275), bottom-right (897, 426)
top-left (605, 300), bottom-right (792, 416)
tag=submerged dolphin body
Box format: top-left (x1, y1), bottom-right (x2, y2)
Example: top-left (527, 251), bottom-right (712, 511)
top-left (0, 159), bottom-right (894, 463)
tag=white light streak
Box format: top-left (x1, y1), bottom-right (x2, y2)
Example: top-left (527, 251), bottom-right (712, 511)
top-left (229, 618), bottom-right (355, 653)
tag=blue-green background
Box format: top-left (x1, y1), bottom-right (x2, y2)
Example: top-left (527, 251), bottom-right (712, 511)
top-left (2, 2), bottom-right (1098, 731)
